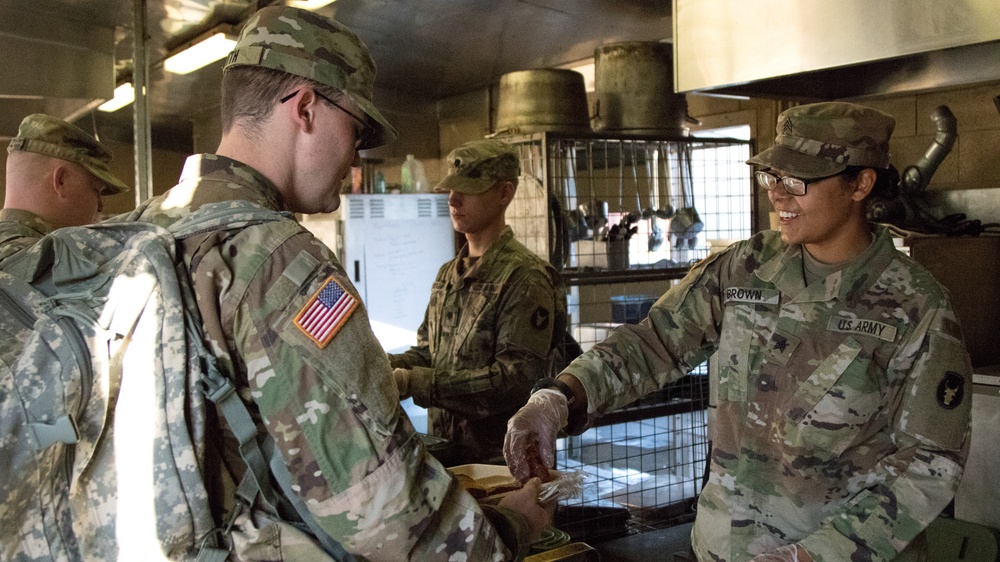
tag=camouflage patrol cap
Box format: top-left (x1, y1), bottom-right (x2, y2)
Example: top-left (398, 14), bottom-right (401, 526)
top-left (435, 140), bottom-right (521, 194)
top-left (224, 5), bottom-right (397, 150)
top-left (7, 113), bottom-right (128, 195)
top-left (747, 102), bottom-right (895, 179)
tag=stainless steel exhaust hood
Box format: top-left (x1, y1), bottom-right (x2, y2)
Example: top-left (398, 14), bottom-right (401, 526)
top-left (673, 0), bottom-right (1000, 100)
top-left (0, 2), bottom-right (117, 134)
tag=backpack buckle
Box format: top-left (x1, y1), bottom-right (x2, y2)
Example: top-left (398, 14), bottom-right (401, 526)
top-left (29, 415), bottom-right (80, 449)
top-left (200, 376), bottom-right (235, 404)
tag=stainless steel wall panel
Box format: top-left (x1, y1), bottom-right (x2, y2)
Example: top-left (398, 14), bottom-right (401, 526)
top-left (674, 0), bottom-right (1000, 99)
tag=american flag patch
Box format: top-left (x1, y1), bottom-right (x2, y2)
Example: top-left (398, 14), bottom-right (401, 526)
top-left (294, 276), bottom-right (358, 348)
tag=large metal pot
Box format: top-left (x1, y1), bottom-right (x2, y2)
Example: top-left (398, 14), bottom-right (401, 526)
top-left (592, 41), bottom-right (694, 136)
top-left (496, 69), bottom-right (591, 134)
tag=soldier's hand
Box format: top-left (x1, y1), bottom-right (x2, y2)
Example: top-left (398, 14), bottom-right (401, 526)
top-left (392, 368), bottom-right (411, 399)
top-left (503, 389), bottom-right (568, 483)
top-left (498, 477), bottom-right (552, 544)
top-left (751, 544), bottom-right (813, 562)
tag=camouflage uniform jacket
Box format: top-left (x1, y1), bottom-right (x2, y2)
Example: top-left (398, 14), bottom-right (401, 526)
top-left (121, 154), bottom-right (530, 561)
top-left (0, 208), bottom-right (53, 266)
top-left (389, 227), bottom-right (566, 464)
top-left (562, 227), bottom-right (972, 562)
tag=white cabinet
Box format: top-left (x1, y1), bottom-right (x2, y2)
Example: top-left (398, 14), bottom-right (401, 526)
top-left (300, 193), bottom-right (455, 354)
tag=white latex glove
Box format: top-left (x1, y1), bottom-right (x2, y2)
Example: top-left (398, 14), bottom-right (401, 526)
top-left (751, 544), bottom-right (812, 562)
top-left (503, 389), bottom-right (569, 483)
top-left (393, 368), bottom-right (411, 399)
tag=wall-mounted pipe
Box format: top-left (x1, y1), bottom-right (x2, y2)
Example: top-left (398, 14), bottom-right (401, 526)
top-left (900, 105), bottom-right (957, 194)
top-left (133, 0), bottom-right (153, 205)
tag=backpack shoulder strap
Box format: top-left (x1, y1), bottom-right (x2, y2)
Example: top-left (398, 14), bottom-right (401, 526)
top-left (166, 202), bottom-right (355, 561)
top-left (167, 201), bottom-right (293, 239)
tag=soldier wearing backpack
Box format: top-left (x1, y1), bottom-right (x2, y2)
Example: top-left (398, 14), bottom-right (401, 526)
top-left (1, 113), bottom-right (128, 265)
top-left (114, 6), bottom-right (548, 561)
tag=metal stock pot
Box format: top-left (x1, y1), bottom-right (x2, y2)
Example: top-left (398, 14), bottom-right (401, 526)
top-left (496, 68), bottom-right (591, 134)
top-left (592, 41), bottom-right (695, 136)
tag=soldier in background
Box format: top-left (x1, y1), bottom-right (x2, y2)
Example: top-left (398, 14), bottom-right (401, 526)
top-left (118, 6), bottom-right (548, 561)
top-left (504, 102), bottom-right (973, 562)
top-left (1, 113), bottom-right (127, 263)
top-left (389, 139), bottom-right (569, 465)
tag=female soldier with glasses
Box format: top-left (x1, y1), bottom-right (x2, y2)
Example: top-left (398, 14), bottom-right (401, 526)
top-left (504, 102), bottom-right (972, 562)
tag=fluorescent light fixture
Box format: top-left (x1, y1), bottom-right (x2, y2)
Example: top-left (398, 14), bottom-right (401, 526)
top-left (163, 32), bottom-right (237, 74)
top-left (286, 0), bottom-right (337, 10)
top-left (98, 83), bottom-right (135, 112)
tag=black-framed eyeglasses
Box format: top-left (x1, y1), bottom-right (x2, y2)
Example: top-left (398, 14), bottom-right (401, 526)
top-left (755, 170), bottom-right (843, 196)
top-left (280, 88), bottom-right (371, 150)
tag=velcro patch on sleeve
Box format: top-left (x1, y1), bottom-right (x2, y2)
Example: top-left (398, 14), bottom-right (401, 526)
top-left (294, 276), bottom-right (358, 348)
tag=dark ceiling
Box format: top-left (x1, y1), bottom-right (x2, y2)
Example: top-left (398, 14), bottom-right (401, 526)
top-left (0, 0), bottom-right (673, 142)
top-left (331, 0), bottom-right (673, 100)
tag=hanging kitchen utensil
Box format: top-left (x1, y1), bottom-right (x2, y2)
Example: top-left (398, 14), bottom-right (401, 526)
top-left (645, 145), bottom-right (665, 252)
top-left (621, 142), bottom-right (640, 225)
top-left (563, 143), bottom-right (588, 242)
top-left (642, 145), bottom-right (656, 219)
top-left (564, 210), bottom-right (587, 242)
top-left (663, 143), bottom-right (686, 249)
top-left (579, 199), bottom-right (608, 239)
top-left (527, 143), bottom-right (566, 269)
top-left (580, 143), bottom-right (609, 241)
top-left (549, 192), bottom-right (569, 269)
top-left (655, 141), bottom-right (675, 220)
top-left (669, 143), bottom-right (704, 250)
top-left (631, 144), bottom-right (646, 219)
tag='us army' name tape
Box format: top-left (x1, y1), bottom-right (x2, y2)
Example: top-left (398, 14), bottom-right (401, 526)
top-left (724, 287), bottom-right (780, 305)
top-left (827, 316), bottom-right (897, 342)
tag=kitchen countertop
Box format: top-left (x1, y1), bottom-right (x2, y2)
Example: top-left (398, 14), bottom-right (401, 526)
top-left (592, 522), bottom-right (694, 561)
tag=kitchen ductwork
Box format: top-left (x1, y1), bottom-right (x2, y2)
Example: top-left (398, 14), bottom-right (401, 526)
top-left (0, 0), bottom-right (675, 140)
top-left (673, 0), bottom-right (1000, 100)
top-left (0, 3), bottom-right (116, 134)
top-left (0, 0), bottom-right (251, 139)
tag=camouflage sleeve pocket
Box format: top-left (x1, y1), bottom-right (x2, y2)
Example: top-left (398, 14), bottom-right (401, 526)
top-left (898, 331), bottom-right (972, 451)
top-left (265, 252), bottom-right (399, 441)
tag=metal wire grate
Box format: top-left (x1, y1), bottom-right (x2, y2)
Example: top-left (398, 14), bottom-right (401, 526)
top-left (502, 131), bottom-right (754, 543)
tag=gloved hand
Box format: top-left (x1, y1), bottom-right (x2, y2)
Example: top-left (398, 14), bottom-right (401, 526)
top-left (393, 368), bottom-right (411, 399)
top-left (503, 389), bottom-right (569, 483)
top-left (751, 544), bottom-right (812, 562)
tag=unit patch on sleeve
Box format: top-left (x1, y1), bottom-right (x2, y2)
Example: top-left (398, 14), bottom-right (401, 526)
top-left (827, 316), bottom-right (898, 342)
top-left (936, 371), bottom-right (965, 410)
top-left (531, 306), bottom-right (550, 330)
top-left (294, 276), bottom-right (358, 348)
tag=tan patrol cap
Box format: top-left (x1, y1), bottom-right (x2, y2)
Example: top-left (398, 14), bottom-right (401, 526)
top-left (224, 5), bottom-right (397, 150)
top-left (747, 102), bottom-right (895, 179)
top-left (435, 140), bottom-right (520, 194)
top-left (8, 113), bottom-right (128, 195)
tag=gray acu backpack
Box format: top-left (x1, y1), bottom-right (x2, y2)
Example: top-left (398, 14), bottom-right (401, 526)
top-left (0, 203), bottom-right (353, 561)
